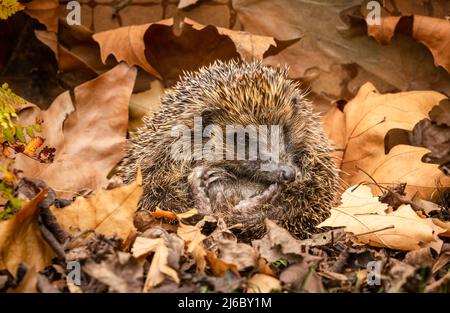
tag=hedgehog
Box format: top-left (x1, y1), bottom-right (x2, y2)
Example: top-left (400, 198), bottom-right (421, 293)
top-left (120, 60), bottom-right (340, 240)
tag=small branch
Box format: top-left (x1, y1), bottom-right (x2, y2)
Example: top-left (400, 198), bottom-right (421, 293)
top-left (354, 225), bottom-right (395, 237)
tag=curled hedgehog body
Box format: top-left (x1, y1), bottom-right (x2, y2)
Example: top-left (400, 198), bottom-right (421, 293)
top-left (120, 61), bottom-right (339, 240)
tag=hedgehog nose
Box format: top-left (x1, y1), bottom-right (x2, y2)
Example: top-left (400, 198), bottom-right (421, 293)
top-left (280, 166), bottom-right (296, 183)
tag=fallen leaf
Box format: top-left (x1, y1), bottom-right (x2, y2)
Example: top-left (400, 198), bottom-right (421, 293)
top-left (205, 251), bottom-right (239, 277)
top-left (280, 262), bottom-right (324, 293)
top-left (177, 223), bottom-right (207, 272)
top-left (384, 99), bottom-right (450, 176)
top-left (234, 0), bottom-right (450, 102)
top-left (178, 0), bottom-right (200, 9)
top-left (51, 169), bottom-right (143, 247)
top-left (425, 272), bottom-right (450, 292)
top-left (151, 208), bottom-right (198, 221)
top-left (247, 273), bottom-right (281, 293)
top-left (404, 247), bottom-right (435, 268)
top-left (431, 218), bottom-right (450, 237)
top-left (14, 63), bottom-right (137, 198)
top-left (11, 266), bottom-right (38, 293)
top-left (385, 259), bottom-right (416, 292)
top-left (24, 0), bottom-right (58, 32)
top-left (138, 237), bottom-right (180, 291)
top-left (252, 221), bottom-right (302, 264)
top-left (83, 252), bottom-right (143, 293)
top-left (367, 15), bottom-right (450, 73)
top-left (323, 82), bottom-right (450, 200)
top-left (318, 185), bottom-right (446, 251)
top-left (0, 190), bottom-right (54, 275)
top-left (218, 240), bottom-right (258, 271)
top-left (256, 258), bottom-right (276, 277)
top-left (93, 17), bottom-right (296, 85)
top-left (432, 243), bottom-right (450, 273)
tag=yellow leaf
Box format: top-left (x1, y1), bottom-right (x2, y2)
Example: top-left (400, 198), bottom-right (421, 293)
top-left (247, 273), bottom-right (281, 293)
top-left (324, 82), bottom-right (450, 201)
top-left (0, 190), bottom-right (55, 275)
top-left (318, 185), bottom-right (446, 251)
top-left (51, 169), bottom-right (142, 247)
top-left (23, 136), bottom-right (44, 157)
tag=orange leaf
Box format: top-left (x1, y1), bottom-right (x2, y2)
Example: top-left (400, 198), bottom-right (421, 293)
top-left (23, 136), bottom-right (44, 158)
top-left (205, 251), bottom-right (239, 277)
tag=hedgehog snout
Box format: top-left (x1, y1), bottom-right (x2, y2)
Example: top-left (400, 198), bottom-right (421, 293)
top-left (279, 165), bottom-right (296, 183)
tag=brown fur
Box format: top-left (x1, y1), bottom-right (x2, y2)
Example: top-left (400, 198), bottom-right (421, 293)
top-left (119, 60), bottom-right (340, 240)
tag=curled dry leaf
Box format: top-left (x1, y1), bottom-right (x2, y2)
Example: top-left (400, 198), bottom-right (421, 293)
top-left (51, 169), bottom-right (143, 247)
top-left (247, 273), bottom-right (281, 293)
top-left (24, 0), bottom-right (58, 32)
top-left (234, 0), bottom-right (450, 102)
top-left (367, 15), bottom-right (450, 73)
top-left (151, 208), bottom-right (198, 221)
top-left (14, 63), bottom-right (137, 199)
top-left (93, 17), bottom-right (295, 85)
top-left (218, 240), bottom-right (258, 271)
top-left (384, 99), bottom-right (450, 175)
top-left (83, 252), bottom-right (143, 293)
top-left (252, 219), bottom-right (314, 264)
top-left (318, 185), bottom-right (446, 251)
top-left (131, 237), bottom-right (180, 291)
top-left (205, 251), bottom-right (239, 278)
top-left (177, 223), bottom-right (207, 272)
top-left (0, 190), bottom-right (54, 276)
top-left (323, 82), bottom-right (450, 201)
top-left (280, 262), bottom-right (324, 293)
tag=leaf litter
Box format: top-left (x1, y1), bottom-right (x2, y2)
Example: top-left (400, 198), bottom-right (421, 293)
top-left (0, 0), bottom-right (449, 293)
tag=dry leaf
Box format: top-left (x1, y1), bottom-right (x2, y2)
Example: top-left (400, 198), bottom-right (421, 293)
top-left (24, 0), bottom-right (58, 32)
top-left (318, 185), bottom-right (446, 251)
top-left (218, 240), bottom-right (258, 271)
top-left (130, 236), bottom-right (179, 291)
top-left (178, 0), bottom-right (200, 9)
top-left (431, 218), bottom-right (450, 237)
top-left (151, 208), bottom-right (198, 221)
top-left (205, 251), bottom-right (239, 277)
top-left (0, 190), bottom-right (54, 276)
top-left (280, 262), bottom-right (324, 292)
top-left (323, 82), bottom-right (450, 200)
top-left (51, 169), bottom-right (143, 246)
top-left (136, 237), bottom-right (180, 291)
top-left (432, 244), bottom-right (450, 273)
top-left (11, 266), bottom-right (38, 293)
top-left (83, 252), bottom-right (143, 293)
top-left (247, 273), bottom-right (281, 293)
top-left (256, 258), bottom-right (276, 277)
top-left (177, 223), bottom-right (207, 272)
top-left (234, 0), bottom-right (450, 102)
top-left (14, 63), bottom-right (137, 198)
top-left (368, 15), bottom-right (450, 73)
top-left (93, 17), bottom-right (295, 85)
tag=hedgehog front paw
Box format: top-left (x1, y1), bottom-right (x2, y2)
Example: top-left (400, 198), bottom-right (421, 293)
top-left (188, 166), bottom-right (213, 214)
top-left (231, 183), bottom-right (280, 212)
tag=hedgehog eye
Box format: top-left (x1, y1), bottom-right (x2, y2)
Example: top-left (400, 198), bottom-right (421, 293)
top-left (201, 109), bottom-right (214, 126)
top-left (291, 97), bottom-right (297, 107)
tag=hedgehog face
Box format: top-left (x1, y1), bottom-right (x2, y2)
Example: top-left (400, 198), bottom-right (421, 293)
top-left (196, 68), bottom-right (308, 187)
